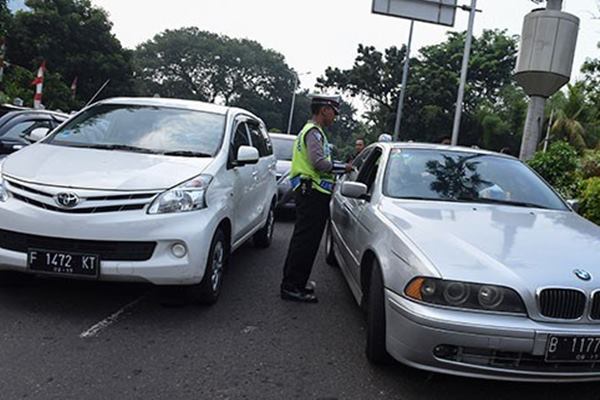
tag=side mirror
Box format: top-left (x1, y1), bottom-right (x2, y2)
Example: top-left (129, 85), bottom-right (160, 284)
top-left (25, 127), bottom-right (51, 143)
top-left (567, 199), bottom-right (580, 213)
top-left (236, 145), bottom-right (259, 166)
top-left (341, 181), bottom-right (369, 200)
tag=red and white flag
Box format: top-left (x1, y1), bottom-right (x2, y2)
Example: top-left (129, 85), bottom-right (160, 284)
top-left (70, 76), bottom-right (78, 99)
top-left (32, 61), bottom-right (46, 109)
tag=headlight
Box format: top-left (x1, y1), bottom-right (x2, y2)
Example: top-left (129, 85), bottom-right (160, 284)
top-left (405, 277), bottom-right (526, 314)
top-left (147, 175), bottom-right (213, 214)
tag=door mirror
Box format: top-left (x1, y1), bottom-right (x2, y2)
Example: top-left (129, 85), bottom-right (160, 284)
top-left (567, 199), bottom-right (580, 213)
top-left (25, 127), bottom-right (51, 143)
top-left (341, 181), bottom-right (369, 200)
top-left (236, 145), bottom-right (259, 166)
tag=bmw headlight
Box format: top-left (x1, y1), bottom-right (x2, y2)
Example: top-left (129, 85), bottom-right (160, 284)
top-left (148, 175), bottom-right (213, 214)
top-left (405, 277), bottom-right (526, 314)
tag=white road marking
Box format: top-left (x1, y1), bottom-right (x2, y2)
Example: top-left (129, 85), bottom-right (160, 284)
top-left (79, 296), bottom-right (145, 339)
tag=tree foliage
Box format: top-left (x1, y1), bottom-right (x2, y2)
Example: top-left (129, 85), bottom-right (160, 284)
top-left (317, 29), bottom-right (523, 149)
top-left (5, 0), bottom-right (135, 108)
top-left (528, 141), bottom-right (580, 198)
top-left (134, 27), bottom-right (297, 131)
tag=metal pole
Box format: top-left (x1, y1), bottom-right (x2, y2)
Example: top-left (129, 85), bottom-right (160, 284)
top-left (451, 0), bottom-right (477, 146)
top-left (85, 79), bottom-right (111, 107)
top-left (546, 0), bottom-right (563, 11)
top-left (393, 20), bottom-right (414, 141)
top-left (519, 96), bottom-right (546, 160)
top-left (287, 74), bottom-right (298, 134)
top-left (543, 108), bottom-right (554, 153)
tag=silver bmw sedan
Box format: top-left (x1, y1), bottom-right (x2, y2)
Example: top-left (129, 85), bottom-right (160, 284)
top-left (328, 143), bottom-right (600, 381)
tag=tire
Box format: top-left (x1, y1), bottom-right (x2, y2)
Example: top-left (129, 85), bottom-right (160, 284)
top-left (253, 203), bottom-right (275, 249)
top-left (365, 261), bottom-right (392, 364)
top-left (325, 220), bottom-right (337, 267)
top-left (185, 229), bottom-right (228, 305)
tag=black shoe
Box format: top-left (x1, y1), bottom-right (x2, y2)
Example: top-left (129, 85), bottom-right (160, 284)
top-left (304, 280), bottom-right (316, 294)
top-left (280, 287), bottom-right (318, 303)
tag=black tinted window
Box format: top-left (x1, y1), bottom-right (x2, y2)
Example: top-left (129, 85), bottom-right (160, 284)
top-left (232, 122), bottom-right (250, 155)
top-left (247, 121), bottom-right (270, 157)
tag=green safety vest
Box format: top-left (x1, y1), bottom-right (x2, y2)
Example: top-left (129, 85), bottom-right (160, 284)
top-left (289, 122), bottom-right (335, 195)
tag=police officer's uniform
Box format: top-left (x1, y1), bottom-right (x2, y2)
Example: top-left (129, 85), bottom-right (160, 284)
top-left (281, 95), bottom-right (345, 303)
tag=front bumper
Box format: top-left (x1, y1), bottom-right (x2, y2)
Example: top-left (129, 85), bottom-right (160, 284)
top-left (385, 289), bottom-right (600, 382)
top-left (0, 197), bottom-right (221, 285)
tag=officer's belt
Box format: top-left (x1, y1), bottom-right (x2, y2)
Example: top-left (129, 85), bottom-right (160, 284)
top-left (290, 176), bottom-right (334, 192)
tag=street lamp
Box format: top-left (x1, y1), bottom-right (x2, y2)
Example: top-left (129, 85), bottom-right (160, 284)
top-left (287, 71), bottom-right (311, 134)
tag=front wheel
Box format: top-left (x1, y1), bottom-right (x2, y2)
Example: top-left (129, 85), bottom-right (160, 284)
top-left (325, 220), bottom-right (337, 267)
top-left (365, 260), bottom-right (392, 364)
top-left (185, 229), bottom-right (228, 305)
top-left (253, 203), bottom-right (275, 248)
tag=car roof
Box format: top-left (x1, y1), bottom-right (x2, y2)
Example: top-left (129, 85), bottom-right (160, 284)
top-left (376, 142), bottom-right (516, 160)
top-left (268, 132), bottom-right (297, 140)
top-left (96, 97), bottom-right (240, 116)
top-left (0, 110), bottom-right (69, 126)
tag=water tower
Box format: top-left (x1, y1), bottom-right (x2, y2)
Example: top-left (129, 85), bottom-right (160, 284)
top-left (515, 0), bottom-right (579, 160)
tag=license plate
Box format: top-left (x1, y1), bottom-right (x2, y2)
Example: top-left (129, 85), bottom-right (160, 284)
top-left (545, 335), bottom-right (600, 363)
top-left (28, 249), bottom-right (99, 278)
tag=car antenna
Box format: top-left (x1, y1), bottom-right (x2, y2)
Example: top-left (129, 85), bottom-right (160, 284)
top-left (84, 79), bottom-right (111, 107)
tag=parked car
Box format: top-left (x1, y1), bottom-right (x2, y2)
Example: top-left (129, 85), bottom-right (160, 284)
top-left (0, 110), bottom-right (68, 159)
top-left (328, 142), bottom-right (600, 381)
top-left (0, 97), bottom-right (277, 304)
top-left (269, 132), bottom-right (296, 210)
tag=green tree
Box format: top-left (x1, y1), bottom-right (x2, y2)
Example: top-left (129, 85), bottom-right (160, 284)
top-left (134, 27), bottom-right (297, 131)
top-left (5, 0), bottom-right (135, 107)
top-left (528, 141), bottom-right (580, 198)
top-left (547, 84), bottom-right (595, 151)
top-left (317, 30), bottom-right (520, 145)
top-left (0, 0), bottom-right (11, 37)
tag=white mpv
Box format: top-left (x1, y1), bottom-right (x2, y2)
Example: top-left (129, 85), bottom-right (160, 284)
top-left (0, 98), bottom-right (277, 304)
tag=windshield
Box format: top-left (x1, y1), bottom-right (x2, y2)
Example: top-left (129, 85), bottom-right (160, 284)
top-left (46, 104), bottom-right (226, 156)
top-left (271, 136), bottom-right (294, 161)
top-left (383, 149), bottom-right (568, 210)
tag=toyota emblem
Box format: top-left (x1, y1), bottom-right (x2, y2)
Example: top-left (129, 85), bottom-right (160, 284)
top-left (55, 192), bottom-right (80, 208)
top-left (573, 269), bottom-right (592, 282)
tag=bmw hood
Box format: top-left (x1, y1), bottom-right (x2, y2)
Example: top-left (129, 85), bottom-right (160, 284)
top-left (1, 144), bottom-right (214, 191)
top-left (381, 198), bottom-right (600, 290)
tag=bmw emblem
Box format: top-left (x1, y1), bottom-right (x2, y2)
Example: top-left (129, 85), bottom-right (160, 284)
top-left (55, 192), bottom-right (80, 209)
top-left (574, 269), bottom-right (592, 281)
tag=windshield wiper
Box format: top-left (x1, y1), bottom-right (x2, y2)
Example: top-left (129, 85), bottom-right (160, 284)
top-left (458, 197), bottom-right (550, 209)
top-left (160, 150), bottom-right (212, 158)
top-left (69, 143), bottom-right (159, 154)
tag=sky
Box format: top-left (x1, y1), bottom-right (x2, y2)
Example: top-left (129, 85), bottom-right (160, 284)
top-left (84, 0), bottom-right (599, 93)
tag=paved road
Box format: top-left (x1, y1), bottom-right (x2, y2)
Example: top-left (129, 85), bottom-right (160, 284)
top-left (1, 220), bottom-right (599, 399)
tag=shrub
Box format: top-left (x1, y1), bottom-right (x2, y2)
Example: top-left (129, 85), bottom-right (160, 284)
top-left (581, 150), bottom-right (600, 179)
top-left (580, 177), bottom-right (600, 225)
top-left (528, 141), bottom-right (580, 198)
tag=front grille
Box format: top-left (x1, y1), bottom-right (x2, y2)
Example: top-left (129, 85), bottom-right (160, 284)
top-left (539, 288), bottom-right (586, 319)
top-left (591, 293), bottom-right (600, 320)
top-left (5, 178), bottom-right (157, 214)
top-left (436, 345), bottom-right (600, 373)
top-left (0, 229), bottom-right (156, 261)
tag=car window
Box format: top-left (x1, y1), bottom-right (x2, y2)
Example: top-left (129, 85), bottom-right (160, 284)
top-left (232, 121), bottom-right (250, 156)
top-left (46, 104), bottom-right (226, 156)
top-left (357, 148), bottom-right (382, 193)
top-left (1, 120), bottom-right (52, 141)
top-left (271, 137), bottom-right (294, 161)
top-left (383, 149), bottom-right (568, 210)
top-left (247, 120), bottom-right (271, 157)
top-left (347, 147), bottom-right (373, 181)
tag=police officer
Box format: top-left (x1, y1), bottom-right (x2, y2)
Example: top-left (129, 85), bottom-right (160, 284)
top-left (281, 95), bottom-right (351, 303)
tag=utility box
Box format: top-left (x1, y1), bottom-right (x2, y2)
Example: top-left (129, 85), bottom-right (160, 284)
top-left (514, 9), bottom-right (579, 98)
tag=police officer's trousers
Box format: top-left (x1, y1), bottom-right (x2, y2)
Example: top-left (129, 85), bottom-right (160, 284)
top-left (281, 187), bottom-right (331, 291)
